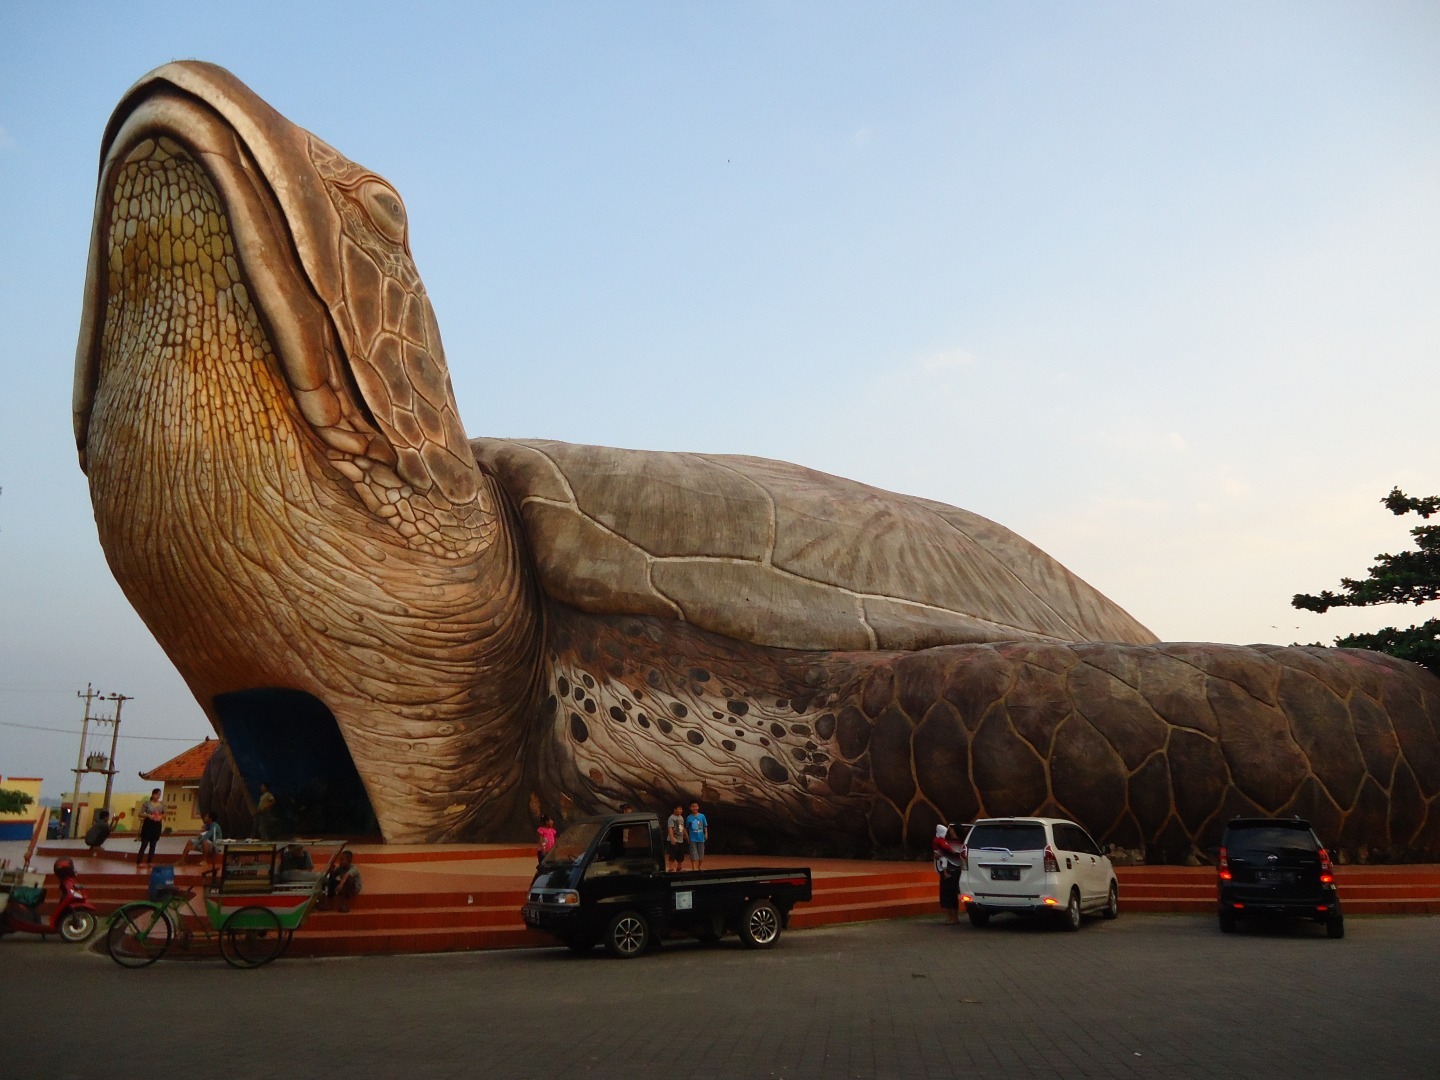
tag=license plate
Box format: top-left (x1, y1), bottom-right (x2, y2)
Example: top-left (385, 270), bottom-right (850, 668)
top-left (991, 867), bottom-right (1021, 881)
top-left (1255, 870), bottom-right (1292, 885)
top-left (522, 904), bottom-right (538, 920)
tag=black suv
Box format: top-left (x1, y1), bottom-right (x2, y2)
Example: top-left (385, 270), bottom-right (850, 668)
top-left (1216, 817), bottom-right (1343, 938)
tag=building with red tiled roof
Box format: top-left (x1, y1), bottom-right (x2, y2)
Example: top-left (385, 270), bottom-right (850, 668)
top-left (140, 737), bottom-right (220, 834)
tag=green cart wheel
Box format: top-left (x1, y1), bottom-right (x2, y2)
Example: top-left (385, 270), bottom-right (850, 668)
top-left (219, 905), bottom-right (285, 969)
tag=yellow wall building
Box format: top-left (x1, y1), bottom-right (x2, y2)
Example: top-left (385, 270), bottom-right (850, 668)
top-left (60, 788), bottom-right (152, 838)
top-left (0, 775), bottom-right (44, 842)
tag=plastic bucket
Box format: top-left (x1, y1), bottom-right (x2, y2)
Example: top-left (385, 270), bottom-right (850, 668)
top-left (147, 864), bottom-right (175, 901)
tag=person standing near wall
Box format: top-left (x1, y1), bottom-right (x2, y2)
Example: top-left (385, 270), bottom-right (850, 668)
top-left (933, 824), bottom-right (963, 924)
top-left (136, 788), bottom-right (164, 870)
top-left (253, 783), bottom-right (277, 839)
top-left (665, 804), bottom-right (687, 872)
top-left (536, 815), bottom-right (557, 865)
top-left (684, 801), bottom-right (709, 870)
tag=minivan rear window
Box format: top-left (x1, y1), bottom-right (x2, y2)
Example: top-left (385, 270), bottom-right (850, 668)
top-left (968, 821), bottom-right (1047, 852)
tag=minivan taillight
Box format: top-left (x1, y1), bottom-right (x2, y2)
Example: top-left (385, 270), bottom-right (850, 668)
top-left (1318, 847), bottom-right (1333, 885)
top-left (1218, 846), bottom-right (1231, 881)
top-left (1044, 846), bottom-right (1059, 873)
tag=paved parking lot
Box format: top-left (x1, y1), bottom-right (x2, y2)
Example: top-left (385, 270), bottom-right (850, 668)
top-left (5, 913), bottom-right (1436, 1079)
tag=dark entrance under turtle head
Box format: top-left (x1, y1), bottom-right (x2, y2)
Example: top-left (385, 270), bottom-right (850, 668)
top-left (213, 688), bottom-right (378, 837)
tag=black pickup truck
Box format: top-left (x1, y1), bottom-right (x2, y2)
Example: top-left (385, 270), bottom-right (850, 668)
top-left (521, 813), bottom-right (813, 958)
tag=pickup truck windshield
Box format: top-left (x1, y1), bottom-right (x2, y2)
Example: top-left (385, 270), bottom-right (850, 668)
top-left (544, 822), bottom-right (602, 865)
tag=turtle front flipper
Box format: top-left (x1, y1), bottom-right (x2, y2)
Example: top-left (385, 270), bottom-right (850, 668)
top-left (535, 609), bottom-right (1440, 861)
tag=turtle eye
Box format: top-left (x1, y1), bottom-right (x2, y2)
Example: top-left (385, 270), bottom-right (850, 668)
top-left (358, 179), bottom-right (407, 244)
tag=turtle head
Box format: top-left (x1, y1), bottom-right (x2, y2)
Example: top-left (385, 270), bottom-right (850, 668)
top-left (72, 63), bottom-right (541, 842)
top-left (74, 60), bottom-right (494, 558)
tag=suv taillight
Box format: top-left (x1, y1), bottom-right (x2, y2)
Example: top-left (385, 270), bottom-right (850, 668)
top-left (1318, 847), bottom-right (1333, 885)
top-left (1218, 846), bottom-right (1231, 881)
top-left (1043, 845), bottom-right (1059, 873)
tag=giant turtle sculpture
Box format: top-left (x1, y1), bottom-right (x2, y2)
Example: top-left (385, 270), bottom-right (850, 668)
top-left (75, 62), bottom-right (1440, 860)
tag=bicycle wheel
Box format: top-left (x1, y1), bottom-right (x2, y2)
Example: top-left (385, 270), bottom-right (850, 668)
top-left (220, 905), bottom-right (284, 968)
top-left (106, 903), bottom-right (173, 968)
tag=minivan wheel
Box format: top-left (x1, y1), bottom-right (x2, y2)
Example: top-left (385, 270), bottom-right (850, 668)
top-left (1061, 889), bottom-right (1082, 932)
top-left (1218, 909), bottom-right (1237, 934)
top-left (1326, 915), bottom-right (1345, 939)
top-left (967, 905), bottom-right (989, 928)
top-left (1102, 881), bottom-right (1119, 921)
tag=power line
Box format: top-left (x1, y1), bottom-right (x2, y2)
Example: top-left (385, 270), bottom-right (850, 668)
top-left (0, 686), bottom-right (107, 694)
top-left (0, 719), bottom-right (200, 742)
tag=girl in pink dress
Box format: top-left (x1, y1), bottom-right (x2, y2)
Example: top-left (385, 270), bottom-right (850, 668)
top-left (536, 816), bottom-right (557, 865)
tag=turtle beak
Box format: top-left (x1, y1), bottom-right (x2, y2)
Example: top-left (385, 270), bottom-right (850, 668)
top-left (75, 61), bottom-right (482, 523)
top-left (74, 61), bottom-right (384, 474)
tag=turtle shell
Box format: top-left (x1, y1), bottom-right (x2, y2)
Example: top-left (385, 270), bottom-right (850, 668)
top-left (472, 437), bottom-right (1157, 652)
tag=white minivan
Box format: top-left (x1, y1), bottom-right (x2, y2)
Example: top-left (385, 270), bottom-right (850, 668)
top-left (958, 816), bottom-right (1118, 931)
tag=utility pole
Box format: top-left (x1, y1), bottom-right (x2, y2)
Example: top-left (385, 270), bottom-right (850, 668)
top-left (68, 685), bottom-right (132, 838)
top-left (100, 693), bottom-right (131, 816)
top-left (68, 684), bottom-right (99, 839)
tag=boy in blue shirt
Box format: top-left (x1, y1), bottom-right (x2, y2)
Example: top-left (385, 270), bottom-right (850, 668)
top-left (685, 801), bottom-right (709, 870)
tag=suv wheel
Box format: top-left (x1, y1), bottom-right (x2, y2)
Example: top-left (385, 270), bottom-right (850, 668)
top-left (1218, 909), bottom-right (1236, 934)
top-left (967, 905), bottom-right (989, 928)
top-left (1061, 888), bottom-right (1082, 932)
top-left (1102, 881), bottom-right (1118, 920)
top-left (1327, 914), bottom-right (1345, 939)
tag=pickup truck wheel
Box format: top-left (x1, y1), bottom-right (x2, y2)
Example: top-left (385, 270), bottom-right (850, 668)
top-left (738, 899), bottom-right (782, 949)
top-left (603, 911), bottom-right (650, 959)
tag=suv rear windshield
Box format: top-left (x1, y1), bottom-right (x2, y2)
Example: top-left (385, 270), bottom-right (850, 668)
top-left (1225, 823), bottom-right (1319, 855)
top-left (968, 821), bottom-right (1047, 852)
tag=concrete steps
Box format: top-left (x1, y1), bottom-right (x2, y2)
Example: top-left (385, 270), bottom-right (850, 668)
top-left (23, 840), bottom-right (1438, 957)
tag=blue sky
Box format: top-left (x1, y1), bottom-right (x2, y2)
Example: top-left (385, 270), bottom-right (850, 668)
top-left (2, 2), bottom-right (1437, 796)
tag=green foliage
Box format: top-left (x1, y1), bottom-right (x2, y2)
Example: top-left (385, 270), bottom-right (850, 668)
top-left (1293, 488), bottom-right (1440, 676)
top-left (0, 787), bottom-right (34, 815)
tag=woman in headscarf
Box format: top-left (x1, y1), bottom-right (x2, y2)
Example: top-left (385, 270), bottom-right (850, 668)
top-left (934, 823), bottom-right (964, 924)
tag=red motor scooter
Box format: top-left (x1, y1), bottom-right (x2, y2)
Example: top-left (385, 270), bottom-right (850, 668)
top-left (0, 857), bottom-right (99, 942)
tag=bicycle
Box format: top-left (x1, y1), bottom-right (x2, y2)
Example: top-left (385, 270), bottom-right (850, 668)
top-left (105, 884), bottom-right (214, 968)
top-left (105, 839), bottom-right (346, 969)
